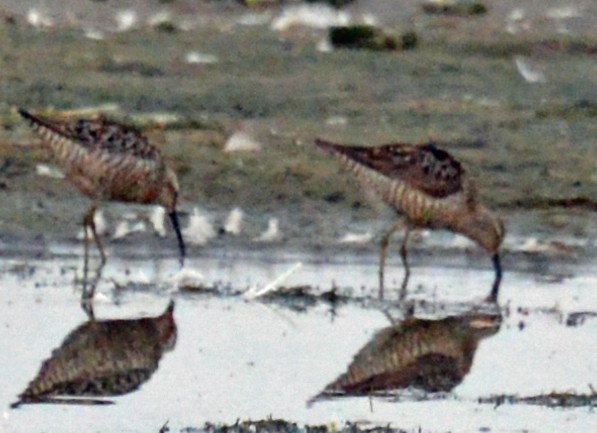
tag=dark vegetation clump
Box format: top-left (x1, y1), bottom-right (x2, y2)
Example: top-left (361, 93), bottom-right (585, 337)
top-left (261, 286), bottom-right (347, 312)
top-left (181, 419), bottom-right (412, 433)
top-left (479, 392), bottom-right (597, 408)
top-left (330, 25), bottom-right (397, 51)
top-left (329, 25), bottom-right (417, 51)
top-left (305, 0), bottom-right (356, 8)
top-left (154, 21), bottom-right (178, 33)
top-left (422, 1), bottom-right (487, 16)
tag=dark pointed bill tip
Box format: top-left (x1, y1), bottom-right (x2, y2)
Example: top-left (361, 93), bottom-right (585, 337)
top-left (166, 299), bottom-right (175, 313)
top-left (169, 211), bottom-right (186, 267)
top-left (487, 253), bottom-right (502, 303)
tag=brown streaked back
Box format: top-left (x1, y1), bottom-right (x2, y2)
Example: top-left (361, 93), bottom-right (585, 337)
top-left (315, 138), bottom-right (465, 198)
top-left (18, 109), bottom-right (160, 161)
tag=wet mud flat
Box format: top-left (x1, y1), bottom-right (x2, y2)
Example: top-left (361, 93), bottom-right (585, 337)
top-left (0, 1), bottom-right (596, 432)
top-left (0, 0), bottom-right (595, 251)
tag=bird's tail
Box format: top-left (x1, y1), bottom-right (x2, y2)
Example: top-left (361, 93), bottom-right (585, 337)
top-left (314, 137), bottom-right (344, 154)
top-left (18, 108), bottom-right (47, 128)
top-left (17, 108), bottom-right (64, 138)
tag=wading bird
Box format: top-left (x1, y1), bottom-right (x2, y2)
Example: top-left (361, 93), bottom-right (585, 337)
top-left (315, 138), bottom-right (504, 302)
top-left (19, 109), bottom-right (186, 299)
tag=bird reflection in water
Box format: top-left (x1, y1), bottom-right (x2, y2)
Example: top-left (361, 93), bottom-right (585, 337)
top-left (313, 309), bottom-right (501, 401)
top-left (12, 301), bottom-right (176, 407)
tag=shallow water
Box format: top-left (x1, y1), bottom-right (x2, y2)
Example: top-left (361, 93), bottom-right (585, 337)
top-left (0, 252), bottom-right (595, 433)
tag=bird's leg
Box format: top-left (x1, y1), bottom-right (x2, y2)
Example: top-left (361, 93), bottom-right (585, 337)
top-left (168, 210), bottom-right (186, 267)
top-left (398, 227), bottom-right (412, 302)
top-left (88, 206), bottom-right (106, 266)
top-left (486, 253), bottom-right (502, 303)
top-left (82, 203), bottom-right (105, 301)
top-left (81, 298), bottom-right (95, 321)
top-left (378, 219), bottom-right (405, 300)
top-left (82, 207), bottom-right (92, 295)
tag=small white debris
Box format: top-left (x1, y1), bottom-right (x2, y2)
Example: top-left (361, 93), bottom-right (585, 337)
top-left (174, 266), bottom-right (205, 290)
top-left (545, 6), bottom-right (580, 34)
top-left (244, 262), bottom-right (303, 299)
top-left (224, 132), bottom-right (263, 153)
top-left (150, 206), bottom-right (167, 237)
top-left (61, 103), bottom-right (121, 117)
top-left (224, 207), bottom-right (244, 235)
top-left (93, 292), bottom-right (111, 304)
top-left (508, 8), bottom-right (525, 21)
top-left (112, 220), bottom-right (147, 240)
top-left (182, 208), bottom-right (216, 246)
top-left (515, 238), bottom-right (577, 257)
top-left (253, 218), bottom-right (281, 242)
top-left (450, 234), bottom-right (475, 249)
top-left (361, 13), bottom-right (379, 26)
top-left (316, 38), bottom-right (333, 53)
top-left (338, 232), bottom-right (373, 244)
top-left (517, 237), bottom-right (550, 253)
top-left (505, 8), bottom-right (529, 34)
top-left (127, 269), bottom-right (151, 285)
top-left (130, 221), bottom-right (148, 233)
top-left (94, 211), bottom-right (108, 235)
top-left (121, 211), bottom-right (139, 221)
top-left (185, 51), bottom-right (219, 65)
top-left (237, 12), bottom-right (272, 26)
top-left (27, 8), bottom-right (53, 28)
top-left (35, 164), bottom-right (64, 179)
top-left (76, 210), bottom-right (108, 240)
top-left (148, 10), bottom-right (172, 27)
top-left (545, 6), bottom-right (580, 20)
top-left (325, 115), bottom-right (348, 126)
top-left (514, 56), bottom-right (546, 83)
top-left (271, 4), bottom-right (350, 32)
top-left (409, 229), bottom-right (430, 245)
top-left (115, 9), bottom-right (137, 32)
top-left (83, 28), bottom-right (105, 41)
top-left (132, 112), bottom-right (181, 125)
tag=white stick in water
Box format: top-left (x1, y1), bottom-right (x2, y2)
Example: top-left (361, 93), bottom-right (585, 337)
top-left (243, 262), bottom-right (303, 299)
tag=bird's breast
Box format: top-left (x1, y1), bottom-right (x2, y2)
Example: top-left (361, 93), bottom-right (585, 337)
top-left (344, 158), bottom-right (452, 228)
top-left (63, 151), bottom-right (163, 204)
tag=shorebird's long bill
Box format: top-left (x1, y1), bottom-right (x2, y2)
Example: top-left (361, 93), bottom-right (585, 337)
top-left (169, 211), bottom-right (186, 266)
top-left (488, 253), bottom-right (502, 303)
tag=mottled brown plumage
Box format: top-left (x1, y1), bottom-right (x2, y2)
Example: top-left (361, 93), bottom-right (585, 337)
top-left (19, 109), bottom-right (186, 299)
top-left (321, 142), bottom-right (465, 199)
top-left (313, 312), bottom-right (501, 400)
top-left (315, 138), bottom-right (505, 301)
top-left (12, 301), bottom-right (176, 407)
